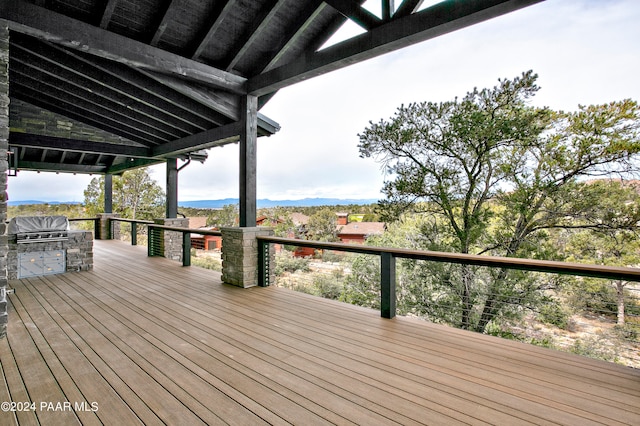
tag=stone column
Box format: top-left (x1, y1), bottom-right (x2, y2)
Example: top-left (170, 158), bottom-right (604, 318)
top-left (221, 227), bottom-right (274, 288)
top-left (153, 217), bottom-right (189, 262)
top-left (96, 213), bottom-right (120, 240)
top-left (0, 21), bottom-right (9, 338)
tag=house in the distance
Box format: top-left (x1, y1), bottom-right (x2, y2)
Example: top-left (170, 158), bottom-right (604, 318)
top-left (336, 213), bottom-right (385, 244)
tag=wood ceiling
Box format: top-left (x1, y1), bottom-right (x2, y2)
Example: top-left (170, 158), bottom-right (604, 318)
top-left (0, 0), bottom-right (543, 175)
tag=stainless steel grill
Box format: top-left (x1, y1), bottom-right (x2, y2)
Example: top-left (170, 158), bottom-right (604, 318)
top-left (8, 216), bottom-right (70, 244)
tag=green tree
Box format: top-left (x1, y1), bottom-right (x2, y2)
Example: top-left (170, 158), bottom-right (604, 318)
top-left (307, 208), bottom-right (339, 242)
top-left (84, 168), bottom-right (165, 220)
top-left (560, 180), bottom-right (640, 326)
top-left (359, 71), bottom-right (640, 331)
top-left (207, 204), bottom-right (238, 227)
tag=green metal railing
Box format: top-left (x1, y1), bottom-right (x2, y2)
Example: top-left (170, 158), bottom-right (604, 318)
top-left (257, 236), bottom-right (640, 320)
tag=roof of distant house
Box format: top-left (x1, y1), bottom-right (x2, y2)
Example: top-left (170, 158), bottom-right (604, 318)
top-left (337, 222), bottom-right (385, 236)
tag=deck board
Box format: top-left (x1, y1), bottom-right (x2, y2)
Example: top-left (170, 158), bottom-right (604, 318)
top-left (1, 240), bottom-right (639, 425)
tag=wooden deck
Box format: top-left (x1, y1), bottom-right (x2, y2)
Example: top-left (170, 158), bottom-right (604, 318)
top-left (1, 241), bottom-right (639, 425)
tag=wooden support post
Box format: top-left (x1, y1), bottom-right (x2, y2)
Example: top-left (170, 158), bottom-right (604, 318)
top-left (104, 173), bottom-right (113, 214)
top-left (239, 95), bottom-right (258, 227)
top-left (166, 158), bottom-right (178, 219)
top-left (380, 252), bottom-right (396, 319)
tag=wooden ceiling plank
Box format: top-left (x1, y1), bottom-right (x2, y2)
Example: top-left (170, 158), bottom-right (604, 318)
top-left (67, 47), bottom-right (228, 129)
top-left (248, 0), bottom-right (543, 96)
top-left (12, 87), bottom-right (163, 146)
top-left (12, 75), bottom-right (177, 143)
top-left (11, 34), bottom-right (215, 132)
top-left (11, 64), bottom-right (186, 141)
top-left (323, 0), bottom-right (382, 30)
top-left (0, 0), bottom-right (247, 93)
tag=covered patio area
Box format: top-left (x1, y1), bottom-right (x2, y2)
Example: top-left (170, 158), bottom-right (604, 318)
top-left (2, 241), bottom-right (638, 425)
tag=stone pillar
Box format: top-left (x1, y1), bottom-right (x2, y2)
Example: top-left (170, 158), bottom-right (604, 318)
top-left (0, 21), bottom-right (9, 338)
top-left (154, 217), bottom-right (189, 262)
top-left (96, 213), bottom-right (120, 240)
top-left (221, 227), bottom-right (274, 288)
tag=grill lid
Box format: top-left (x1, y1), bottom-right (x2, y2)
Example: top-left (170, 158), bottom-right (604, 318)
top-left (8, 216), bottom-right (70, 234)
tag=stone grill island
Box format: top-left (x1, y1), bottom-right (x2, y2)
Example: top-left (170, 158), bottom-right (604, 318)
top-left (7, 215), bottom-right (93, 279)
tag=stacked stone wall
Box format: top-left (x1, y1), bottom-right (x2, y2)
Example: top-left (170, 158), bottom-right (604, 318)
top-left (0, 21), bottom-right (9, 338)
top-left (154, 218), bottom-right (189, 262)
top-left (221, 227), bottom-right (275, 288)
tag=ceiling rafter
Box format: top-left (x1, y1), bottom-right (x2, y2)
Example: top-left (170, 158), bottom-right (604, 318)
top-left (223, 0), bottom-right (282, 72)
top-left (11, 68), bottom-right (181, 142)
top-left (138, 69), bottom-right (240, 121)
top-left (248, 0), bottom-right (543, 96)
top-left (254, 0), bottom-right (326, 74)
top-left (323, 0), bottom-right (382, 30)
top-left (0, 0), bottom-right (248, 93)
top-left (394, 0), bottom-right (424, 18)
top-left (12, 85), bottom-right (164, 146)
top-left (99, 0), bottom-right (119, 28)
top-left (9, 38), bottom-right (205, 139)
top-left (190, 0), bottom-right (237, 60)
top-left (150, 0), bottom-right (180, 46)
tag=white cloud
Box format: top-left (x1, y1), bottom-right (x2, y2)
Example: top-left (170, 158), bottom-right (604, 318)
top-left (8, 0), bottom-right (640, 202)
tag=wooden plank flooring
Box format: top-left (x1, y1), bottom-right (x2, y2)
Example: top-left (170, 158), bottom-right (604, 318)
top-left (1, 240), bottom-right (639, 425)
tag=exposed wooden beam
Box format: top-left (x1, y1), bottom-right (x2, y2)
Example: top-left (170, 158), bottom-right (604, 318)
top-left (248, 0), bottom-right (544, 96)
top-left (394, 0), bottom-right (424, 18)
top-left (99, 0), bottom-right (119, 29)
top-left (323, 0), bottom-right (382, 30)
top-left (0, 0), bottom-right (247, 93)
top-left (256, 0), bottom-right (326, 73)
top-left (382, 0), bottom-right (396, 21)
top-left (9, 133), bottom-right (153, 158)
top-left (150, 0), bottom-right (180, 46)
top-left (151, 122), bottom-right (242, 158)
top-left (106, 158), bottom-right (163, 175)
top-left (191, 0), bottom-right (237, 60)
top-left (16, 161), bottom-right (107, 174)
top-left (224, 0), bottom-right (282, 72)
top-left (138, 69), bottom-right (240, 121)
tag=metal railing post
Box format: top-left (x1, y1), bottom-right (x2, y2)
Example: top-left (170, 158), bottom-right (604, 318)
top-left (147, 225), bottom-right (154, 257)
top-left (258, 239), bottom-right (270, 287)
top-left (131, 222), bottom-right (137, 246)
top-left (380, 252), bottom-right (396, 319)
top-left (183, 232), bottom-right (191, 267)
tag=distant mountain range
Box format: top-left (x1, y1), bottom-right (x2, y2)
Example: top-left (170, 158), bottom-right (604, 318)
top-left (179, 198), bottom-right (379, 208)
top-left (9, 198), bottom-right (379, 208)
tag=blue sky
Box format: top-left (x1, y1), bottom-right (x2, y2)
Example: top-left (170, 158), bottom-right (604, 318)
top-left (9, 0), bottom-right (640, 202)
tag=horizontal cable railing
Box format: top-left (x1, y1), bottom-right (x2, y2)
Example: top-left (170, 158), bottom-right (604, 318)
top-left (68, 217), bottom-right (100, 235)
top-left (110, 218), bottom-right (155, 246)
top-left (257, 236), bottom-right (640, 367)
top-left (146, 224), bottom-right (222, 266)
